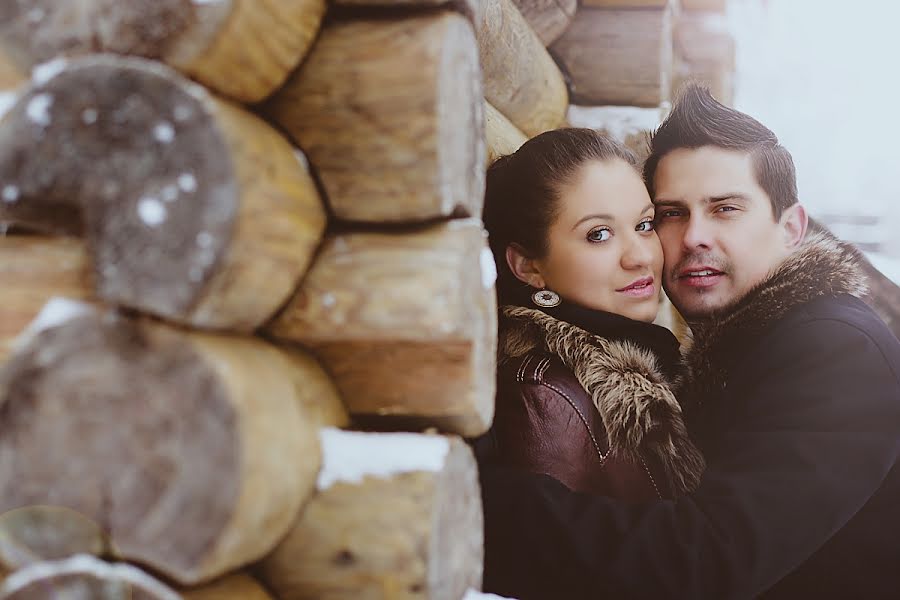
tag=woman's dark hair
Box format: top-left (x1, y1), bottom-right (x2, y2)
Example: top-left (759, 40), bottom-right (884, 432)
top-left (482, 128), bottom-right (637, 304)
top-left (643, 84), bottom-right (798, 220)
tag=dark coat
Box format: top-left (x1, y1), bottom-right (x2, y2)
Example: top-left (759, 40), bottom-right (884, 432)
top-left (479, 231), bottom-right (900, 600)
top-left (473, 306), bottom-right (704, 499)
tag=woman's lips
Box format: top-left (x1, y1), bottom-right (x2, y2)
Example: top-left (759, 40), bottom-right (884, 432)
top-left (617, 276), bottom-right (655, 298)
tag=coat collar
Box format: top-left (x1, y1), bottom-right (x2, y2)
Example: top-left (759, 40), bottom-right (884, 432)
top-left (499, 306), bottom-right (705, 495)
top-left (684, 229), bottom-right (868, 404)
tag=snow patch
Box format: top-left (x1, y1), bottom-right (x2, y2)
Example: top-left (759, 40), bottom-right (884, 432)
top-left (138, 197), bottom-right (167, 226)
top-left (26, 93), bottom-right (53, 126)
top-left (153, 121), bottom-right (175, 143)
top-left (31, 57), bottom-right (68, 85)
top-left (178, 173), bottom-right (197, 193)
top-left (480, 247), bottom-right (497, 289)
top-left (13, 298), bottom-right (94, 350)
top-left (196, 231), bottom-right (212, 248)
top-left (316, 428), bottom-right (450, 490)
top-left (463, 590), bottom-right (517, 600)
top-left (2, 185), bottom-right (19, 204)
top-left (566, 105), bottom-right (664, 143)
top-left (294, 149), bottom-right (310, 170)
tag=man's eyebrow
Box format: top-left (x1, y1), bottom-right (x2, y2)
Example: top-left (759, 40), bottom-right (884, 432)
top-left (571, 213), bottom-right (614, 230)
top-left (709, 193), bottom-right (750, 203)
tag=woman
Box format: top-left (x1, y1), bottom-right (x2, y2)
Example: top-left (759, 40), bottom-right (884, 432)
top-left (475, 128), bottom-right (704, 499)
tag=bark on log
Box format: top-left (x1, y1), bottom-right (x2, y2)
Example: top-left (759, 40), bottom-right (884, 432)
top-left (484, 101), bottom-right (527, 166)
top-left (0, 0), bottom-right (325, 103)
top-left (0, 236), bottom-right (93, 363)
top-left (0, 306), bottom-right (344, 584)
top-left (0, 507), bottom-right (105, 575)
top-left (0, 55), bottom-right (326, 332)
top-left (476, 0), bottom-right (568, 136)
top-left (181, 573), bottom-right (273, 600)
top-left (550, 7), bottom-right (673, 107)
top-left (263, 11), bottom-right (484, 224)
top-left (266, 219), bottom-right (497, 437)
top-left (673, 11), bottom-right (735, 105)
top-left (510, 0), bottom-right (577, 46)
top-left (0, 555), bottom-right (180, 600)
top-left (258, 429), bottom-right (483, 600)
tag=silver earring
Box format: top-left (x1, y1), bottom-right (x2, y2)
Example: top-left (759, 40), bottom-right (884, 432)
top-left (531, 289), bottom-right (561, 308)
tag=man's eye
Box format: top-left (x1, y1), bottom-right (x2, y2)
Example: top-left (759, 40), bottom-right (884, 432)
top-left (716, 205), bottom-right (738, 213)
top-left (657, 209), bottom-right (683, 219)
top-left (587, 228), bottom-right (611, 242)
top-left (636, 219), bottom-right (655, 232)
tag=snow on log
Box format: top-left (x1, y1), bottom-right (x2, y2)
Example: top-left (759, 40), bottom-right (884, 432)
top-left (257, 429), bottom-right (483, 600)
top-left (566, 104), bottom-right (665, 162)
top-left (0, 55), bottom-right (326, 332)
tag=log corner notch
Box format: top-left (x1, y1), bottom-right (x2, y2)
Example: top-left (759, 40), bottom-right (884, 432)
top-left (0, 303), bottom-right (346, 584)
top-left (264, 10), bottom-right (485, 224)
top-left (550, 2), bottom-right (674, 107)
top-left (266, 219), bottom-right (498, 437)
top-left (0, 55), bottom-right (326, 332)
top-left (509, 0), bottom-right (577, 46)
top-left (258, 429), bottom-right (483, 600)
top-left (0, 0), bottom-right (326, 103)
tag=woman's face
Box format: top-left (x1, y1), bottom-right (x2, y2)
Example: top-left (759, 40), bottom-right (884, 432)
top-left (525, 159), bottom-right (663, 322)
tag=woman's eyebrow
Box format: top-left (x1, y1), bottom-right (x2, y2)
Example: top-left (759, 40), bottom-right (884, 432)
top-left (571, 213), bottom-right (614, 230)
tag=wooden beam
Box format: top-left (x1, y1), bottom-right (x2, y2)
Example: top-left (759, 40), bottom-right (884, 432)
top-left (266, 219), bottom-right (497, 437)
top-left (476, 0), bottom-right (569, 136)
top-left (0, 304), bottom-right (347, 584)
top-left (0, 55), bottom-right (326, 332)
top-left (551, 7), bottom-right (673, 107)
top-left (0, 0), bottom-right (326, 103)
top-left (263, 12), bottom-right (485, 224)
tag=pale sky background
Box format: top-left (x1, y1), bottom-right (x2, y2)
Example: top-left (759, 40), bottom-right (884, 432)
top-left (728, 0), bottom-right (900, 278)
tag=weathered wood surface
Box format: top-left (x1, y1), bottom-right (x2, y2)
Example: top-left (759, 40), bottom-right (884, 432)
top-left (0, 555), bottom-right (180, 600)
top-left (0, 236), bottom-right (93, 363)
top-left (0, 55), bottom-right (326, 332)
top-left (181, 572), bottom-right (274, 600)
top-left (264, 11), bottom-right (484, 224)
top-left (0, 506), bottom-right (105, 576)
top-left (0, 304), bottom-right (343, 584)
top-left (581, 0), bottom-right (668, 5)
top-left (476, 0), bottom-right (568, 136)
top-left (0, 0), bottom-right (325, 102)
top-left (258, 429), bottom-right (483, 600)
top-left (673, 11), bottom-right (735, 105)
top-left (266, 219), bottom-right (498, 437)
top-left (551, 7), bottom-right (672, 107)
top-left (681, 0), bottom-right (728, 12)
top-left (510, 0), bottom-right (576, 46)
top-left (484, 100), bottom-right (527, 165)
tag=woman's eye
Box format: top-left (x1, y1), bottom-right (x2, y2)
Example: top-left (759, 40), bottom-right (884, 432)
top-left (587, 228), bottom-right (611, 242)
top-left (636, 219), bottom-right (655, 232)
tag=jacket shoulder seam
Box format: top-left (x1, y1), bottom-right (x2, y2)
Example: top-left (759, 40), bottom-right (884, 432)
top-left (538, 380), bottom-right (609, 463)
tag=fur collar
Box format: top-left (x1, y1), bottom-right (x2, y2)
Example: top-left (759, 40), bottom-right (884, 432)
top-left (499, 306), bottom-right (705, 495)
top-left (684, 229), bottom-right (868, 403)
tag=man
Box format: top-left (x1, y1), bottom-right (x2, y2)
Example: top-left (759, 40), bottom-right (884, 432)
top-left (478, 86), bottom-right (900, 600)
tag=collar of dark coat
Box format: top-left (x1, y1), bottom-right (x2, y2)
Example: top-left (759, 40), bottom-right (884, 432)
top-left (683, 229), bottom-right (868, 401)
top-left (498, 305), bottom-right (705, 495)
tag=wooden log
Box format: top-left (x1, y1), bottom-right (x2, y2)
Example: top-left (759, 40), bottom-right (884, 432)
top-left (673, 11), bottom-right (735, 105)
top-left (257, 429), bottom-right (483, 600)
top-left (182, 573), bottom-right (273, 600)
top-left (0, 506), bottom-right (105, 575)
top-left (566, 104), bottom-right (664, 162)
top-left (0, 555), bottom-right (180, 600)
top-left (476, 0), bottom-right (568, 136)
top-left (266, 219), bottom-right (497, 437)
top-left (263, 11), bottom-right (484, 224)
top-left (329, 0), bottom-right (481, 26)
top-left (0, 55), bottom-right (326, 332)
top-left (0, 0), bottom-right (325, 103)
top-left (0, 303), bottom-right (346, 584)
top-left (0, 236), bottom-right (93, 363)
top-left (484, 101), bottom-right (527, 165)
top-left (550, 7), bottom-right (673, 107)
top-left (581, 0), bottom-right (668, 5)
top-left (681, 0), bottom-right (728, 12)
top-left (510, 0), bottom-right (577, 46)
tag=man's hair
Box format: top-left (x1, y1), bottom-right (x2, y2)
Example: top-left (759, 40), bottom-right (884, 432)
top-left (643, 84), bottom-right (798, 220)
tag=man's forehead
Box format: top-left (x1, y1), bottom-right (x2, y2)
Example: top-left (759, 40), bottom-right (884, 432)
top-left (653, 147), bottom-right (761, 201)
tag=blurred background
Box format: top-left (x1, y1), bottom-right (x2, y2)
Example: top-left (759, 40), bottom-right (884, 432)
top-left (731, 0), bottom-right (900, 281)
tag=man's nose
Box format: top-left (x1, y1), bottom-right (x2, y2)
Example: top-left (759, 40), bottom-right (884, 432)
top-left (682, 214), bottom-right (713, 250)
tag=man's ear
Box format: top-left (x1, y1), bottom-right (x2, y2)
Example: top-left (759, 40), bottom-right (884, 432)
top-left (505, 243), bottom-right (545, 289)
top-left (780, 203), bottom-right (808, 249)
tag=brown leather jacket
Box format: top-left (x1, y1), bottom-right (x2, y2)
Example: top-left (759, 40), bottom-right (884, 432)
top-left (474, 306), bottom-right (704, 500)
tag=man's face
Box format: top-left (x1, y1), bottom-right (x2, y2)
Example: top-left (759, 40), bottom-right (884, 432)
top-left (652, 146), bottom-right (799, 321)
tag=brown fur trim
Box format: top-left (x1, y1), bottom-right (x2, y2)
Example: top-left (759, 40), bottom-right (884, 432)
top-left (500, 306), bottom-right (705, 494)
top-left (684, 229), bottom-right (869, 401)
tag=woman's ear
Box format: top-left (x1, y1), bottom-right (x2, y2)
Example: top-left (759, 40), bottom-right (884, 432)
top-left (505, 243), bottom-right (544, 288)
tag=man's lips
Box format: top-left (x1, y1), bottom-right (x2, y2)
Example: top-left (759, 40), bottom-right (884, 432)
top-left (616, 276), bottom-right (655, 298)
top-left (677, 267), bottom-right (725, 288)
